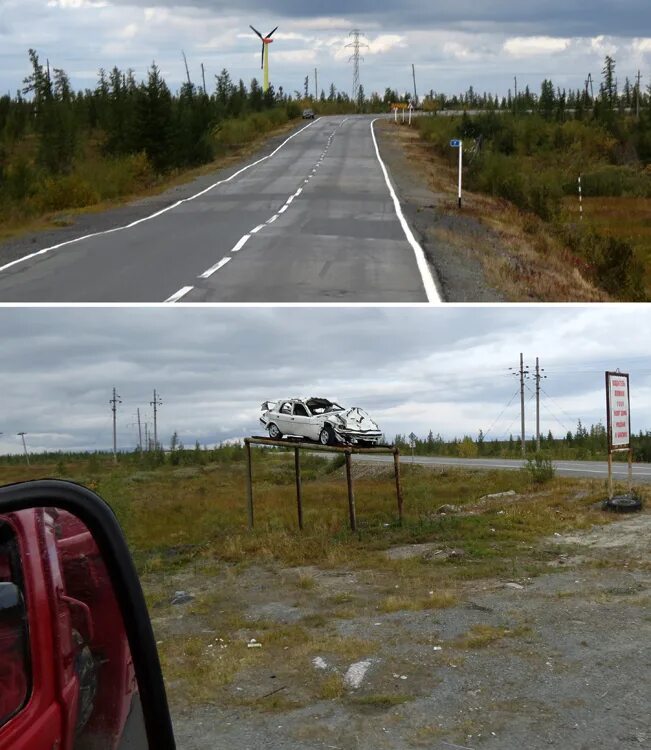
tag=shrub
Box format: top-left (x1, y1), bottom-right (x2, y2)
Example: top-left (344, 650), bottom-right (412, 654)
top-left (524, 454), bottom-right (555, 484)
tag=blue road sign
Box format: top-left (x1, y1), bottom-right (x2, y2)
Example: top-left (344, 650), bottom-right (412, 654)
top-left (450, 139), bottom-right (462, 148)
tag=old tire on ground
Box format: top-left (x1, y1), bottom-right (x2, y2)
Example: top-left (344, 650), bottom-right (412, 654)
top-left (268, 423), bottom-right (282, 440)
top-left (603, 494), bottom-right (643, 513)
top-left (319, 426), bottom-right (335, 446)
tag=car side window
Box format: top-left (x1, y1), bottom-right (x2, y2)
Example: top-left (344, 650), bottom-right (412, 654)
top-left (280, 402), bottom-right (292, 415)
top-left (293, 404), bottom-right (309, 417)
top-left (0, 522), bottom-right (30, 728)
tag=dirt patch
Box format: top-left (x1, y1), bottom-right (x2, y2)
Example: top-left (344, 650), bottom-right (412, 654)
top-left (152, 510), bottom-right (651, 750)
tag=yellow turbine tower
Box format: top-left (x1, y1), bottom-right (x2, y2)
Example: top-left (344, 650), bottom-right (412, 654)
top-left (250, 24), bottom-right (278, 93)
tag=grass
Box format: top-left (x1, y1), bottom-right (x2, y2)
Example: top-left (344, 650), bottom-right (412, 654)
top-left (1, 451), bottom-right (637, 713)
top-left (453, 624), bottom-right (533, 649)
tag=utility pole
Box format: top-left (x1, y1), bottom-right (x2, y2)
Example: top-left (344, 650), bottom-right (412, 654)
top-left (144, 423), bottom-right (150, 452)
top-left (314, 68), bottom-right (318, 100)
top-left (346, 30), bottom-right (368, 104)
top-left (17, 433), bottom-right (29, 466)
top-left (534, 358), bottom-right (547, 453)
top-left (201, 63), bottom-right (207, 95)
top-left (510, 355), bottom-right (530, 457)
top-left (110, 388), bottom-right (122, 463)
top-left (150, 390), bottom-right (162, 451)
top-left (137, 408), bottom-right (143, 455)
top-left (412, 64), bottom-right (418, 107)
top-left (514, 76), bottom-right (518, 116)
top-left (635, 70), bottom-right (642, 120)
top-left (182, 50), bottom-right (192, 87)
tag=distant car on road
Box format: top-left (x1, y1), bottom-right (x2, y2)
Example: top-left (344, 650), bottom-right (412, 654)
top-left (302, 108), bottom-right (316, 120)
top-left (260, 398), bottom-right (383, 446)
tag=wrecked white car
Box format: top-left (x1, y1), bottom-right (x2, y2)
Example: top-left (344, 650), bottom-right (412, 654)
top-left (260, 398), bottom-right (383, 446)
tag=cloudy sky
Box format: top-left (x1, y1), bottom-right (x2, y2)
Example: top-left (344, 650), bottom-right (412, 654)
top-left (2, 0), bottom-right (649, 99)
top-left (0, 306), bottom-right (649, 456)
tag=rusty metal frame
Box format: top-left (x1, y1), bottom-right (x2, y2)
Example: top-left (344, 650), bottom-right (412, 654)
top-left (244, 437), bottom-right (404, 532)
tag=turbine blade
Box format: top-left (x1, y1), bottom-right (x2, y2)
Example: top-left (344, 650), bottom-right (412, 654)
top-left (249, 25), bottom-right (263, 40)
top-left (267, 26), bottom-right (279, 38)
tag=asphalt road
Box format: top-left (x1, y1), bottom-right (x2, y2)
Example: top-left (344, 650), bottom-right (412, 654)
top-left (355, 454), bottom-right (651, 484)
top-left (0, 116), bottom-right (439, 303)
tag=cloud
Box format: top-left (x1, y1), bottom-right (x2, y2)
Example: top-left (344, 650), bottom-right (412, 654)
top-left (0, 308), bottom-right (650, 456)
top-left (503, 36), bottom-right (571, 57)
top-left (2, 0), bottom-right (648, 96)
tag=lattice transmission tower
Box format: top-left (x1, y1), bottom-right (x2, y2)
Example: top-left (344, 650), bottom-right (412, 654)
top-left (346, 30), bottom-right (368, 103)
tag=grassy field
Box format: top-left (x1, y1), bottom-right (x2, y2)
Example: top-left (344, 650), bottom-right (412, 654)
top-left (3, 451), bottom-right (645, 717)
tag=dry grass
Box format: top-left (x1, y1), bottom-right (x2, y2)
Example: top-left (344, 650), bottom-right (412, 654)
top-left (453, 623), bottom-right (533, 650)
top-left (380, 123), bottom-right (608, 302)
top-left (378, 590), bottom-right (458, 613)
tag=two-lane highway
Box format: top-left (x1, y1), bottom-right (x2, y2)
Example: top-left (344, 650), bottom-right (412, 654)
top-left (0, 116), bottom-right (440, 303)
top-left (354, 454), bottom-right (651, 484)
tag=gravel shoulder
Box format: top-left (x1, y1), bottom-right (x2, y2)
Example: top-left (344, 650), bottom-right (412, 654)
top-left (375, 122), bottom-right (503, 303)
top-left (154, 509), bottom-right (651, 750)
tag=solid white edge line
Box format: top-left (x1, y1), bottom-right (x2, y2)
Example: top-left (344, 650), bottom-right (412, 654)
top-left (164, 286), bottom-right (194, 303)
top-left (0, 118), bottom-right (320, 276)
top-left (199, 257), bottom-right (232, 279)
top-left (370, 118), bottom-right (442, 305)
top-left (231, 235), bottom-right (251, 253)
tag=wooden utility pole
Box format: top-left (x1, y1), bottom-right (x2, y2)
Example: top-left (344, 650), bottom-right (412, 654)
top-left (17, 433), bottom-right (29, 465)
top-left (315, 68), bottom-right (318, 100)
top-left (110, 388), bottom-right (121, 463)
top-left (520, 353), bottom-right (526, 456)
top-left (534, 358), bottom-right (547, 453)
top-left (137, 408), bottom-right (143, 455)
top-left (182, 51), bottom-right (192, 87)
top-left (636, 70), bottom-right (642, 120)
top-left (150, 390), bottom-right (162, 451)
top-left (412, 64), bottom-right (418, 107)
top-left (514, 76), bottom-right (518, 116)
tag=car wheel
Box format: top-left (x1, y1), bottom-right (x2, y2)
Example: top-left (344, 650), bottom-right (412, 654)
top-left (319, 426), bottom-right (334, 446)
top-left (268, 423), bottom-right (283, 440)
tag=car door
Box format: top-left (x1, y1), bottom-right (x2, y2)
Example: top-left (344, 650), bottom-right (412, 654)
top-left (274, 402), bottom-right (294, 434)
top-left (290, 402), bottom-right (317, 440)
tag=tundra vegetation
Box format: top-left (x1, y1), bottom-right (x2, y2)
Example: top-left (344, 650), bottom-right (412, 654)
top-left (413, 57), bottom-right (651, 300)
top-left (0, 446), bottom-right (643, 717)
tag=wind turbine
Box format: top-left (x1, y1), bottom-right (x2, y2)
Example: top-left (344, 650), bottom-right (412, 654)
top-left (250, 24), bottom-right (278, 93)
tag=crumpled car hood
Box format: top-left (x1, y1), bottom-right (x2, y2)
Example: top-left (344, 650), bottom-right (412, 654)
top-left (334, 407), bottom-right (380, 432)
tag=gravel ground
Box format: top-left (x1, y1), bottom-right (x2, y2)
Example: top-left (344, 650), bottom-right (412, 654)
top-left (165, 512), bottom-right (651, 750)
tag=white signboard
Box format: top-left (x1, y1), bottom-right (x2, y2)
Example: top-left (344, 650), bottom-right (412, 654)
top-left (606, 372), bottom-right (631, 451)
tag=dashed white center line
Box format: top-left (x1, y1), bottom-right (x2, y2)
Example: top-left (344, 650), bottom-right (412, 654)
top-left (165, 286), bottom-right (194, 303)
top-left (267, 215), bottom-right (279, 224)
top-left (278, 205), bottom-right (289, 214)
top-left (231, 235), bottom-right (251, 253)
top-left (199, 257), bottom-right (232, 279)
top-left (251, 224), bottom-right (265, 234)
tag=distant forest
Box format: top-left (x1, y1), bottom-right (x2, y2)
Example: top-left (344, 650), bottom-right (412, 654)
top-left (1, 50), bottom-right (648, 234)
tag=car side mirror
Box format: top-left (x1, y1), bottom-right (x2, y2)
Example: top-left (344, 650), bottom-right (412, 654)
top-left (0, 480), bottom-right (176, 750)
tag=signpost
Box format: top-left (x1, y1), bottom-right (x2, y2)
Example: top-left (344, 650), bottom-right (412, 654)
top-left (605, 371), bottom-right (632, 499)
top-left (408, 102), bottom-right (414, 126)
top-left (450, 139), bottom-right (463, 208)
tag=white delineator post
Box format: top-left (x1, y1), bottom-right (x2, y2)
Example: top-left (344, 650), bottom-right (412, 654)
top-left (578, 174), bottom-right (583, 221)
top-left (394, 107), bottom-right (398, 123)
top-left (457, 141), bottom-right (463, 208)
